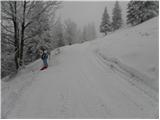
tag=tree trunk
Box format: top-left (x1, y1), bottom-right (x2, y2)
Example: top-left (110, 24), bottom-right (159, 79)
top-left (19, 24), bottom-right (25, 66)
top-left (13, 21), bottom-right (19, 69)
top-left (14, 50), bottom-right (19, 69)
top-left (13, 1), bottom-right (19, 70)
top-left (19, 1), bottom-right (26, 66)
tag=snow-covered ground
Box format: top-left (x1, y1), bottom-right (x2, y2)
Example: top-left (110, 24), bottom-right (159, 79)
top-left (1, 17), bottom-right (158, 118)
top-left (91, 17), bottom-right (159, 92)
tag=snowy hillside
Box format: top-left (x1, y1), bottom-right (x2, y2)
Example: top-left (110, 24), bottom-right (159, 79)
top-left (91, 17), bottom-right (159, 91)
top-left (2, 17), bottom-right (158, 118)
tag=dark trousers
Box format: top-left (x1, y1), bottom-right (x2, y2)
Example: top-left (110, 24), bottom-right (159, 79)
top-left (43, 58), bottom-right (48, 67)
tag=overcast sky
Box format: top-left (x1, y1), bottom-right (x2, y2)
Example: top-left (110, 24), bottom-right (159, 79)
top-left (57, 1), bottom-right (128, 34)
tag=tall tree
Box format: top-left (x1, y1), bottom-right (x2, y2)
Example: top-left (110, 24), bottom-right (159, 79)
top-left (19, 1), bottom-right (27, 66)
top-left (127, 1), bottom-right (159, 26)
top-left (77, 29), bottom-right (83, 43)
top-left (82, 23), bottom-right (97, 41)
top-left (89, 23), bottom-right (97, 40)
top-left (112, 1), bottom-right (123, 31)
top-left (1, 1), bottom-right (21, 69)
top-left (1, 1), bottom-right (61, 77)
top-left (100, 7), bottom-right (112, 35)
top-left (82, 26), bottom-right (87, 42)
top-left (53, 20), bottom-right (65, 48)
top-left (19, 1), bottom-right (61, 66)
top-left (64, 19), bottom-right (78, 45)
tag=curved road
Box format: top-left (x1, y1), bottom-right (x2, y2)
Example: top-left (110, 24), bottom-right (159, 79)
top-left (7, 43), bottom-right (158, 118)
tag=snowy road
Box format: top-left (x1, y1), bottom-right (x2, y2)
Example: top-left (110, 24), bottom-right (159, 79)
top-left (6, 43), bottom-right (158, 118)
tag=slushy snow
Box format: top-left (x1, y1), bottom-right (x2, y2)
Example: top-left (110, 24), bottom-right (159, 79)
top-left (2, 17), bottom-right (158, 119)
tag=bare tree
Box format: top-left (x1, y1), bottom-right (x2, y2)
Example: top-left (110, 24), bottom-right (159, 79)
top-left (1, 1), bottom-right (20, 69)
top-left (19, 1), bottom-right (61, 66)
top-left (1, 1), bottom-right (61, 76)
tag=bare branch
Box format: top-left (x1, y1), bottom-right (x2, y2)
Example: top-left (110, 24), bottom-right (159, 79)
top-left (2, 33), bottom-right (15, 46)
top-left (1, 24), bottom-right (14, 34)
top-left (24, 32), bottom-right (38, 41)
top-left (31, 1), bottom-right (61, 21)
top-left (2, 39), bottom-right (15, 46)
top-left (23, 1), bottom-right (61, 30)
top-left (1, 15), bottom-right (13, 20)
top-left (1, 1), bottom-right (22, 22)
top-left (24, 21), bottom-right (33, 28)
top-left (2, 32), bottom-right (14, 39)
top-left (26, 1), bottom-right (36, 16)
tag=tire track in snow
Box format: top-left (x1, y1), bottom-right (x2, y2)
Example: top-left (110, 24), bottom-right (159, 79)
top-left (96, 51), bottom-right (158, 102)
top-left (82, 44), bottom-right (158, 118)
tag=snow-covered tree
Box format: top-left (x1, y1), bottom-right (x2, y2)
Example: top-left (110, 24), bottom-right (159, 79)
top-left (1, 1), bottom-right (21, 70)
top-left (64, 19), bottom-right (78, 45)
top-left (82, 26), bottom-right (88, 42)
top-left (100, 7), bottom-right (112, 35)
top-left (52, 20), bottom-right (65, 48)
top-left (88, 23), bottom-right (97, 40)
top-left (112, 1), bottom-right (123, 31)
top-left (127, 1), bottom-right (159, 26)
top-left (82, 23), bottom-right (97, 41)
top-left (76, 29), bottom-right (83, 43)
top-left (1, 1), bottom-right (61, 77)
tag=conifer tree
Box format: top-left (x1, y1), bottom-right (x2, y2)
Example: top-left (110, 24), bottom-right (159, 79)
top-left (127, 1), bottom-right (159, 26)
top-left (112, 1), bottom-right (122, 31)
top-left (100, 7), bottom-right (111, 35)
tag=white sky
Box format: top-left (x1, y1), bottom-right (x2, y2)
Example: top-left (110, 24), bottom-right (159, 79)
top-left (57, 1), bottom-right (128, 34)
